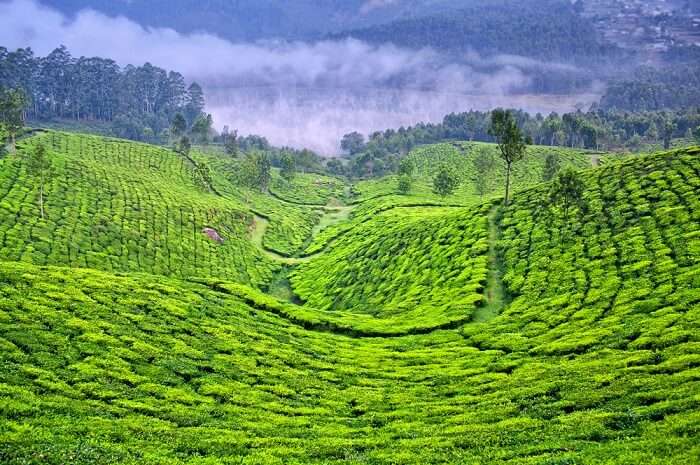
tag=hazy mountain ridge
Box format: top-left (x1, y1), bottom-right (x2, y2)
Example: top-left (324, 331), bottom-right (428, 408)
top-left (43, 0), bottom-right (468, 41)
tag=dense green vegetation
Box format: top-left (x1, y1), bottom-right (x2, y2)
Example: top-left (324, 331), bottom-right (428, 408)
top-left (0, 142), bottom-right (699, 463)
top-left (341, 109), bottom-right (700, 177)
top-left (333, 0), bottom-right (621, 65)
top-left (292, 206), bottom-right (490, 331)
top-left (0, 127), bottom-right (699, 463)
top-left (194, 150), bottom-right (342, 257)
top-left (0, 47), bottom-right (206, 142)
top-left (0, 131), bottom-right (288, 286)
top-left (601, 65), bottom-right (700, 112)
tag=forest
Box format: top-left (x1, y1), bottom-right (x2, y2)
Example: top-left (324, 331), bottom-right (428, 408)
top-left (0, 46), bottom-right (205, 142)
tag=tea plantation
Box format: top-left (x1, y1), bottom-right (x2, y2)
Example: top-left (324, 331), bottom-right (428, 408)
top-left (1, 132), bottom-right (699, 464)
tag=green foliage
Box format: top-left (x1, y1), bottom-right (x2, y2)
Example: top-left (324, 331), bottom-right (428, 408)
top-left (176, 135), bottom-right (191, 156)
top-left (489, 109), bottom-right (529, 205)
top-left (0, 46), bottom-right (204, 144)
top-left (223, 128), bottom-right (239, 157)
top-left (201, 152), bottom-right (342, 256)
top-left (292, 205), bottom-right (490, 332)
top-left (473, 147), bottom-right (496, 198)
top-left (0, 87), bottom-right (27, 145)
top-left (432, 165), bottom-right (460, 197)
top-left (0, 131), bottom-right (698, 464)
top-left (693, 126), bottom-right (700, 144)
top-left (543, 152), bottom-right (561, 182)
top-left (548, 168), bottom-right (588, 241)
top-left (280, 152), bottom-right (296, 182)
top-left (397, 157), bottom-right (415, 194)
top-left (397, 174), bottom-right (412, 195)
top-left (0, 131), bottom-right (280, 287)
top-left (340, 131), bottom-right (365, 156)
top-left (191, 113), bottom-right (213, 144)
top-left (25, 143), bottom-right (51, 219)
top-left (170, 113), bottom-right (187, 140)
top-left (191, 160), bottom-right (213, 192)
top-left (240, 151), bottom-right (272, 192)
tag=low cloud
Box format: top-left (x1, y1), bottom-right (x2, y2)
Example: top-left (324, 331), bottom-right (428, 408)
top-left (0, 0), bottom-right (600, 154)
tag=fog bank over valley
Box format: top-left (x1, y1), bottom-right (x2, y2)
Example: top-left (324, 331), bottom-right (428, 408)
top-left (1, 0), bottom-right (603, 153)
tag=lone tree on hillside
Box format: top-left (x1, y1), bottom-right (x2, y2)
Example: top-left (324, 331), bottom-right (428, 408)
top-left (433, 165), bottom-right (460, 197)
top-left (224, 128), bottom-right (239, 157)
top-left (692, 126), bottom-right (700, 145)
top-left (241, 151), bottom-right (271, 192)
top-left (0, 87), bottom-right (28, 150)
top-left (548, 168), bottom-right (587, 242)
top-left (542, 153), bottom-right (560, 182)
top-left (177, 136), bottom-right (192, 156)
top-left (663, 119), bottom-right (676, 150)
top-left (26, 143), bottom-right (50, 219)
top-left (489, 109), bottom-right (528, 206)
top-left (473, 149), bottom-right (496, 199)
top-left (280, 152), bottom-right (296, 182)
top-left (170, 113), bottom-right (187, 143)
top-left (397, 157), bottom-right (415, 195)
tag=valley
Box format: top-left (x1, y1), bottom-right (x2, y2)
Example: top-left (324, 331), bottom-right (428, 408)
top-left (0, 129), bottom-right (698, 464)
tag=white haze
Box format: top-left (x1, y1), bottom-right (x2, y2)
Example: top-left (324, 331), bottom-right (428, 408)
top-left (0, 0), bottom-right (601, 154)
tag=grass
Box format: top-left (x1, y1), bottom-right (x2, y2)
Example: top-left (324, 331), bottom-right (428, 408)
top-left (0, 131), bottom-right (699, 464)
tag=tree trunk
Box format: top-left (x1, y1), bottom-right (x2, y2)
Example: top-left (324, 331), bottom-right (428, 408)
top-left (504, 162), bottom-right (512, 206)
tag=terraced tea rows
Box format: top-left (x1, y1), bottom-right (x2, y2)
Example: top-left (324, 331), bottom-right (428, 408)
top-left (465, 146), bottom-right (700, 356)
top-left (291, 205), bottom-right (492, 332)
top-left (302, 143), bottom-right (592, 256)
top-left (0, 132), bottom-right (280, 287)
top-left (0, 130), bottom-right (698, 464)
top-left (196, 152), bottom-right (343, 257)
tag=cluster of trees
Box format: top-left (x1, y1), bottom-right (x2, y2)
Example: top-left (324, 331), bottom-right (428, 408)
top-left (0, 87), bottom-right (27, 150)
top-left (0, 46), bottom-right (206, 142)
top-left (341, 108), bottom-right (700, 178)
top-left (394, 109), bottom-right (589, 231)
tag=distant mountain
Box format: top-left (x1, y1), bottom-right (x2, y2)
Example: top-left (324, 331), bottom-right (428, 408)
top-left (330, 0), bottom-right (624, 64)
top-left (42, 0), bottom-right (468, 42)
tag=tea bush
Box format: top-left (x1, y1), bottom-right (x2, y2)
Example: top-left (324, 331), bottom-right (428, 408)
top-left (0, 132), bottom-right (280, 287)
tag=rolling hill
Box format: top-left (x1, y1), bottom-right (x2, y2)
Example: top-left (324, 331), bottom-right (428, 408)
top-left (0, 131), bottom-right (699, 464)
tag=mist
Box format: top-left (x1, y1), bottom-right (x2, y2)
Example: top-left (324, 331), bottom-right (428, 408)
top-left (0, 0), bottom-right (602, 154)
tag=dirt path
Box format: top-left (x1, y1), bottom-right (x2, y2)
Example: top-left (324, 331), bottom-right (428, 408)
top-left (250, 197), bottom-right (354, 265)
top-left (250, 215), bottom-right (318, 265)
top-left (471, 205), bottom-right (505, 323)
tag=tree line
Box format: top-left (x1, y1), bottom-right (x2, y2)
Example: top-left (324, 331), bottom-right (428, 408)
top-left (339, 108), bottom-right (700, 178)
top-left (0, 46), bottom-right (206, 142)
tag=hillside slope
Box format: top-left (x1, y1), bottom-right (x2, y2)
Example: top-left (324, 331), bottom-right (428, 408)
top-left (0, 132), bottom-right (347, 288)
top-left (0, 136), bottom-right (698, 463)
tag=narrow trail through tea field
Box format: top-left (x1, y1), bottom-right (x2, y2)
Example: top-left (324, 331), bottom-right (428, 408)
top-left (250, 215), bottom-right (316, 265)
top-left (472, 204), bottom-right (505, 323)
top-left (249, 199), bottom-right (354, 265)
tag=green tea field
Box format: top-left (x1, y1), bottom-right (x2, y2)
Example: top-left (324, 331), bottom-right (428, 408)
top-left (0, 132), bottom-right (699, 464)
